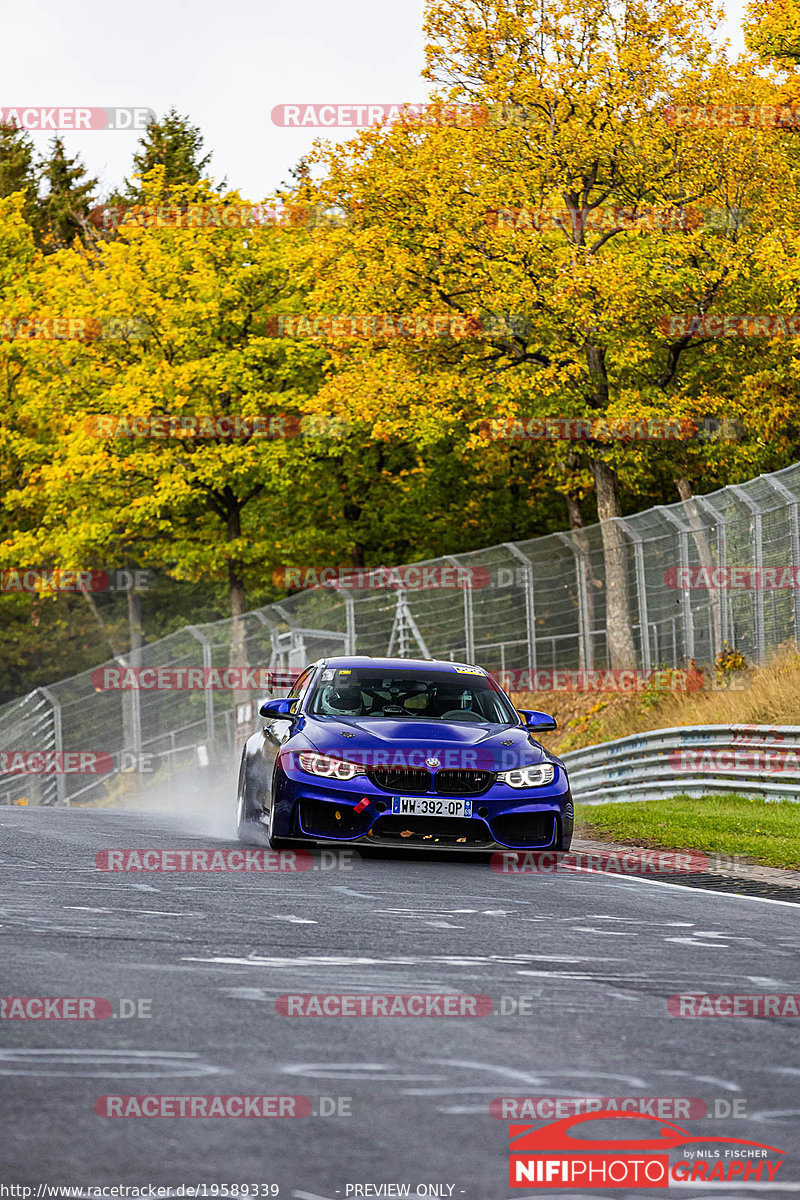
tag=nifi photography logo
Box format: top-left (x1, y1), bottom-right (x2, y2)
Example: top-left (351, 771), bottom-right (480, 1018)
top-left (508, 1111), bottom-right (785, 1188)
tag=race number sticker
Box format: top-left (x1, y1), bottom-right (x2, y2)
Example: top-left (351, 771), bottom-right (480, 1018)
top-left (454, 666), bottom-right (484, 675)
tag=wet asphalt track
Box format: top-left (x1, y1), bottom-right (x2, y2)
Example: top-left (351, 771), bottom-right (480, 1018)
top-left (1, 805), bottom-right (799, 1198)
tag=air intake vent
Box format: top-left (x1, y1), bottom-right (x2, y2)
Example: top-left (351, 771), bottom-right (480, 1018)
top-left (490, 813), bottom-right (556, 847)
top-left (367, 768), bottom-right (431, 793)
top-left (300, 800), bottom-right (371, 838)
top-left (434, 769), bottom-right (493, 795)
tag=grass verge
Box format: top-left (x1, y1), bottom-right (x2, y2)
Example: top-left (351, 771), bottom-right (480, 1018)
top-left (576, 794), bottom-right (800, 870)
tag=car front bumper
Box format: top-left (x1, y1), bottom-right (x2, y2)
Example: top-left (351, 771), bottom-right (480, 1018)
top-left (270, 762), bottom-right (574, 851)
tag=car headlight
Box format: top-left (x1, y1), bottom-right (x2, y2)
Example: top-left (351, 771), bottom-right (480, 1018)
top-left (298, 752), bottom-right (366, 781)
top-left (496, 764), bottom-right (555, 788)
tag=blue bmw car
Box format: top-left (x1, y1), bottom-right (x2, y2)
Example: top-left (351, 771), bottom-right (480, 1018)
top-left (236, 656), bottom-right (573, 852)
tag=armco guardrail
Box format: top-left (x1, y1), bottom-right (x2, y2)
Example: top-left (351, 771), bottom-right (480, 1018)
top-left (562, 724), bottom-right (800, 805)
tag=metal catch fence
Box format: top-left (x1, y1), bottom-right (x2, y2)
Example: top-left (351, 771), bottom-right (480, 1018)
top-left (3, 460), bottom-right (800, 806)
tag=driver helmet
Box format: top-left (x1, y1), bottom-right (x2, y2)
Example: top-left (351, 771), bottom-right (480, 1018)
top-left (320, 684), bottom-right (362, 716)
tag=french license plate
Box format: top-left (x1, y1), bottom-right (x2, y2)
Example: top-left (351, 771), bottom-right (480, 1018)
top-left (391, 796), bottom-right (473, 818)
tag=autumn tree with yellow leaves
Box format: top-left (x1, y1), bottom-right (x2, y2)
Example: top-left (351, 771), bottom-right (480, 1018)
top-left (303, 0), bottom-right (800, 665)
top-left (4, 7), bottom-right (800, 678)
top-left (1, 174), bottom-right (334, 622)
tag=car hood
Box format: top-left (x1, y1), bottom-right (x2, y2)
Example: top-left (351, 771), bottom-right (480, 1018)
top-left (302, 717), bottom-right (547, 772)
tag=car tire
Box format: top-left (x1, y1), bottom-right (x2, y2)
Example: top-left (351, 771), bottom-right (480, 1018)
top-left (556, 820), bottom-right (572, 853)
top-left (266, 798), bottom-right (292, 851)
top-left (236, 745), bottom-right (271, 846)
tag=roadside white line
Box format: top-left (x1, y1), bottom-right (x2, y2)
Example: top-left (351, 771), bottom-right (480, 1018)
top-left (587, 869), bottom-right (800, 909)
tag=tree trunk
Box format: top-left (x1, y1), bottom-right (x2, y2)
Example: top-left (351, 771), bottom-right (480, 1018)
top-left (676, 476), bottom-right (722, 659)
top-left (229, 559), bottom-right (246, 618)
top-left (591, 458), bottom-right (637, 669)
top-left (566, 493), bottom-right (595, 670)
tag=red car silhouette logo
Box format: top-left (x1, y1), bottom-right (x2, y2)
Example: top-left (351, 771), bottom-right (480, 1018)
top-left (509, 1111), bottom-right (785, 1189)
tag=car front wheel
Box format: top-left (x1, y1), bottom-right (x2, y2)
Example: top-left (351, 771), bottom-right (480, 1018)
top-left (236, 747), bottom-right (271, 846)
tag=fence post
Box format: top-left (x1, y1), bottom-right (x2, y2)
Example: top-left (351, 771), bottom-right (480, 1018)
top-left (345, 590), bottom-right (356, 655)
top-left (554, 533), bottom-right (593, 670)
top-left (689, 494), bottom-right (727, 653)
top-left (503, 543), bottom-right (537, 674)
top-left (656, 507), bottom-right (695, 663)
top-left (762, 473), bottom-right (800, 646)
top-left (730, 485), bottom-right (766, 664)
top-left (118, 650), bottom-right (143, 766)
top-left (186, 626), bottom-right (216, 749)
top-left (252, 609), bottom-right (272, 655)
top-left (614, 518), bottom-right (652, 671)
top-left (38, 686), bottom-right (66, 807)
top-left (387, 587), bottom-right (432, 659)
top-left (446, 557), bottom-right (474, 663)
top-left (252, 609), bottom-right (283, 687)
top-left (328, 583), bottom-right (356, 654)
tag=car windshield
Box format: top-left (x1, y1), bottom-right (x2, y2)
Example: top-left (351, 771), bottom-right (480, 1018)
top-left (307, 666), bottom-right (516, 723)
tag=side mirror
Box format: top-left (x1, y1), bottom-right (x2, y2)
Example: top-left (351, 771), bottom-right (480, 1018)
top-left (517, 708), bottom-right (557, 732)
top-left (259, 697), bottom-right (297, 720)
